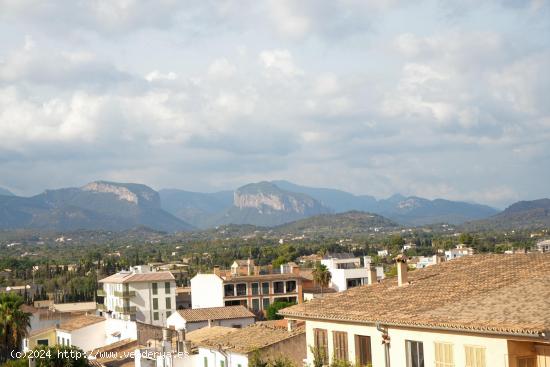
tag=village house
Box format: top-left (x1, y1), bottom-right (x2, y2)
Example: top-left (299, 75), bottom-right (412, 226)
top-left (280, 253), bottom-right (550, 367)
top-left (23, 314), bottom-right (137, 353)
top-left (444, 243), bottom-right (474, 260)
top-left (135, 320), bottom-right (305, 367)
top-left (190, 268), bottom-right (303, 315)
top-left (166, 305), bottom-right (255, 332)
top-left (98, 266), bottom-right (176, 326)
top-left (321, 253), bottom-right (384, 291)
top-left (537, 239), bottom-right (550, 253)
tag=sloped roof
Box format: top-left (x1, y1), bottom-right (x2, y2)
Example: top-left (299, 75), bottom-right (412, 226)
top-left (57, 314), bottom-right (105, 332)
top-left (280, 253), bottom-right (550, 337)
top-left (191, 322), bottom-right (305, 354)
top-left (99, 271), bottom-right (175, 283)
top-left (176, 305), bottom-right (255, 322)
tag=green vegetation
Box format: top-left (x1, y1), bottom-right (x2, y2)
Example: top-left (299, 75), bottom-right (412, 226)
top-left (266, 301), bottom-right (296, 320)
top-left (0, 294), bottom-right (31, 362)
top-left (312, 263), bottom-right (331, 296)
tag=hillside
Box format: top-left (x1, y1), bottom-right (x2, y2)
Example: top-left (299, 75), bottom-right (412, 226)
top-left (0, 181), bottom-right (193, 232)
top-left (211, 182), bottom-right (332, 227)
top-left (159, 189), bottom-right (233, 228)
top-left (272, 210), bottom-right (399, 236)
top-left (0, 187), bottom-right (13, 196)
top-left (464, 199), bottom-right (550, 230)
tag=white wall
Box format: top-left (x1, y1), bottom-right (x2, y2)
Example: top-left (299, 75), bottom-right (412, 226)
top-left (197, 347), bottom-right (249, 367)
top-left (56, 321), bottom-right (106, 352)
top-left (166, 313), bottom-right (255, 332)
top-left (104, 318), bottom-right (137, 345)
top-left (191, 275), bottom-right (224, 309)
top-left (304, 319), bottom-right (511, 367)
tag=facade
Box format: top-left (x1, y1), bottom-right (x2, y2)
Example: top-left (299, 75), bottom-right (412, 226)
top-left (409, 255), bottom-right (444, 269)
top-left (166, 305), bottom-right (255, 332)
top-left (190, 272), bottom-right (303, 314)
top-left (445, 244), bottom-right (474, 260)
top-left (23, 315), bottom-right (137, 353)
top-left (231, 259), bottom-right (255, 276)
top-left (98, 267), bottom-right (176, 326)
top-left (537, 239), bottom-right (550, 252)
top-left (321, 253), bottom-right (384, 291)
top-left (281, 253), bottom-right (550, 367)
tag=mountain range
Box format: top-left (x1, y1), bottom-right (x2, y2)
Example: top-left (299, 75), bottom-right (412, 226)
top-left (0, 180), bottom-right (546, 232)
top-left (464, 198), bottom-right (550, 230)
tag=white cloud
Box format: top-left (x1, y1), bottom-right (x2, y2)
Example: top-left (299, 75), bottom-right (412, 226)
top-left (207, 58), bottom-right (236, 79)
top-left (259, 49), bottom-right (303, 77)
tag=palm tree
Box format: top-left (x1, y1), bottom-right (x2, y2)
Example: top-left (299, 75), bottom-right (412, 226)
top-left (312, 263), bottom-right (332, 297)
top-left (0, 293), bottom-right (31, 361)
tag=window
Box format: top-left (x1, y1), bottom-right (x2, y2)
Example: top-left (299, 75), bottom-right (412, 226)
top-left (37, 339), bottom-right (49, 346)
top-left (262, 282), bottom-right (270, 294)
top-left (273, 281), bottom-right (284, 294)
top-left (220, 361), bottom-right (225, 367)
top-left (152, 283), bottom-right (158, 295)
top-left (165, 282), bottom-right (171, 293)
top-left (517, 357), bottom-right (536, 367)
top-left (204, 357), bottom-right (208, 367)
top-left (286, 280), bottom-right (296, 292)
top-left (406, 340), bottom-right (424, 367)
top-left (236, 283), bottom-right (247, 296)
top-left (354, 335), bottom-right (372, 366)
top-left (465, 346), bottom-right (486, 367)
top-left (251, 283), bottom-right (259, 295)
top-left (262, 298), bottom-right (270, 310)
top-left (252, 299), bottom-right (260, 312)
top-left (332, 331), bottom-right (348, 362)
top-left (313, 329), bottom-right (328, 365)
top-left (347, 278), bottom-right (362, 289)
top-left (166, 297), bottom-right (172, 310)
top-left (224, 284), bottom-right (235, 297)
top-left (153, 312), bottom-right (159, 321)
top-left (166, 311), bottom-right (172, 318)
top-left (435, 342), bottom-right (454, 367)
top-left (153, 298), bottom-right (159, 310)
top-left (57, 336), bottom-right (60, 345)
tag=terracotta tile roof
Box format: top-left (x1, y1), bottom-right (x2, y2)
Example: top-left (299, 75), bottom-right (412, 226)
top-left (57, 314), bottom-right (105, 332)
top-left (186, 326), bottom-right (239, 345)
top-left (99, 271), bottom-right (175, 283)
top-left (52, 302), bottom-right (97, 313)
top-left (29, 326), bottom-right (56, 337)
top-left (191, 322), bottom-right (305, 354)
top-left (280, 253), bottom-right (550, 336)
top-left (176, 306), bottom-right (255, 322)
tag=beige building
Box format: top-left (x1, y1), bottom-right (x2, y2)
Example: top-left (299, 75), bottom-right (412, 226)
top-left (281, 253), bottom-right (550, 367)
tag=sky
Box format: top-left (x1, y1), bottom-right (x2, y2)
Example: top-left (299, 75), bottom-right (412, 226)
top-left (0, 0), bottom-right (549, 208)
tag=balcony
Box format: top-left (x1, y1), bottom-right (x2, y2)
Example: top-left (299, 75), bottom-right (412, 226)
top-left (113, 290), bottom-right (136, 298)
top-left (115, 305), bottom-right (137, 314)
top-left (97, 289), bottom-right (106, 297)
top-left (97, 303), bottom-right (107, 311)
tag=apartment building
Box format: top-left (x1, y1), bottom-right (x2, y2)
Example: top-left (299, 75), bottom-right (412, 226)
top-left (98, 266), bottom-right (176, 326)
top-left (321, 253), bottom-right (384, 291)
top-left (444, 243), bottom-right (474, 260)
top-left (190, 270), bottom-right (303, 314)
top-left (280, 253), bottom-right (550, 367)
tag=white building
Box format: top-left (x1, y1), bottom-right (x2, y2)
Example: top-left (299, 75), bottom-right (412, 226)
top-left (281, 253), bottom-right (550, 367)
top-left (537, 239), bottom-right (550, 252)
top-left (166, 305), bottom-right (255, 332)
top-left (445, 244), bottom-right (474, 260)
top-left (321, 253), bottom-right (384, 292)
top-left (190, 272), bottom-right (303, 314)
top-left (98, 267), bottom-right (176, 326)
top-left (410, 255), bottom-right (444, 269)
top-left (23, 314), bottom-right (137, 353)
top-left (135, 321), bottom-right (305, 367)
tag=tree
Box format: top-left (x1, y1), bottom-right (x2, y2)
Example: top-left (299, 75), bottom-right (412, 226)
top-left (312, 263), bottom-right (332, 296)
top-left (0, 294), bottom-right (31, 362)
top-left (266, 301), bottom-right (296, 320)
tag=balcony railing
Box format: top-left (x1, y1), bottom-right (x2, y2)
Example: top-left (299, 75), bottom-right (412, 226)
top-left (115, 305), bottom-right (137, 314)
top-left (97, 303), bottom-right (107, 311)
top-left (113, 290), bottom-right (136, 298)
top-left (97, 289), bottom-right (106, 297)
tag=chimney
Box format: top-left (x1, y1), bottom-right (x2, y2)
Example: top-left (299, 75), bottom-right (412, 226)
top-left (254, 265), bottom-right (261, 275)
top-left (287, 319), bottom-right (297, 332)
top-left (368, 266), bottom-right (377, 285)
top-left (213, 266), bottom-right (220, 276)
top-left (292, 266), bottom-right (300, 275)
top-left (363, 256), bottom-right (372, 268)
top-left (395, 254), bottom-right (408, 287)
top-left (267, 264), bottom-right (273, 274)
